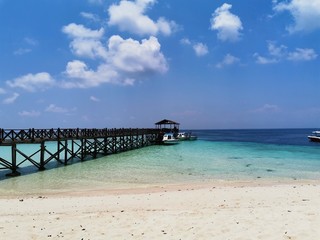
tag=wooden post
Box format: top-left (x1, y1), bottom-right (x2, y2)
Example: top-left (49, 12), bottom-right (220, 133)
top-left (103, 137), bottom-right (108, 155)
top-left (39, 141), bottom-right (46, 171)
top-left (6, 143), bottom-right (21, 177)
top-left (80, 138), bottom-right (84, 161)
top-left (93, 138), bottom-right (97, 158)
top-left (0, 128), bottom-right (3, 143)
top-left (64, 140), bottom-right (68, 165)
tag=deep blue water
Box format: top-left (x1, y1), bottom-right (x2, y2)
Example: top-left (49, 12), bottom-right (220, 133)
top-left (191, 128), bottom-right (316, 146)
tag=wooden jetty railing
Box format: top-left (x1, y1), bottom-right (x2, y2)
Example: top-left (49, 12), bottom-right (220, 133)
top-left (0, 128), bottom-right (161, 177)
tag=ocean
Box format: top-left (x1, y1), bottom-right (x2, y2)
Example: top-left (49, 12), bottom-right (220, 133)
top-left (0, 128), bottom-right (319, 195)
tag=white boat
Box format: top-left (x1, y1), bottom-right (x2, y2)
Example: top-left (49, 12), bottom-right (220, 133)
top-left (308, 131), bottom-right (320, 142)
top-left (177, 132), bottom-right (189, 140)
top-left (162, 133), bottom-right (180, 145)
top-left (177, 132), bottom-right (198, 141)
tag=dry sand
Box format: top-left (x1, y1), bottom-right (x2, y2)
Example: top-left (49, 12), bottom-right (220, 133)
top-left (0, 181), bottom-right (320, 239)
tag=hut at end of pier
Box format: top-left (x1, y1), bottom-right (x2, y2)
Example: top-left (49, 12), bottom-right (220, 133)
top-left (155, 119), bottom-right (180, 137)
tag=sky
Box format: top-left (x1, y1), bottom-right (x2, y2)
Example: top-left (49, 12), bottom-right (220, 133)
top-left (0, 0), bottom-right (319, 129)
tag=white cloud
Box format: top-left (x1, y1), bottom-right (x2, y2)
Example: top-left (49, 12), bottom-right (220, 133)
top-left (45, 104), bottom-right (69, 113)
top-left (80, 12), bottom-right (100, 22)
top-left (62, 35), bottom-right (168, 88)
top-left (107, 35), bottom-right (168, 73)
top-left (216, 54), bottom-right (240, 68)
top-left (62, 23), bottom-right (104, 39)
top-left (253, 53), bottom-right (278, 64)
top-left (180, 39), bottom-right (208, 57)
top-left (3, 93), bottom-right (19, 104)
top-left (254, 42), bottom-right (317, 64)
top-left (274, 0), bottom-right (320, 33)
top-left (62, 60), bottom-right (118, 88)
top-left (0, 88), bottom-right (5, 94)
top-left (90, 96), bottom-right (100, 102)
top-left (62, 24), bottom-right (107, 59)
top-left (287, 48), bottom-right (318, 61)
top-left (70, 38), bottom-right (108, 59)
top-left (268, 42), bottom-right (287, 58)
top-left (210, 3), bottom-right (243, 42)
top-left (180, 38), bottom-right (191, 45)
top-left (193, 43), bottom-right (208, 57)
top-left (6, 72), bottom-right (55, 92)
top-left (18, 110), bottom-right (41, 117)
top-left (108, 0), bottom-right (177, 36)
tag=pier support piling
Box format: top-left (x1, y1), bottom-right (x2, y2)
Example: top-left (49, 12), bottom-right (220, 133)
top-left (0, 128), bottom-right (161, 177)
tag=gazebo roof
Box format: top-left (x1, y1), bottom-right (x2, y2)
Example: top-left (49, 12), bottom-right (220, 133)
top-left (155, 119), bottom-right (180, 125)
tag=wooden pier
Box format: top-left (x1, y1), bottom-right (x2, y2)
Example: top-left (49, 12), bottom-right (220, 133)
top-left (0, 128), bottom-right (161, 177)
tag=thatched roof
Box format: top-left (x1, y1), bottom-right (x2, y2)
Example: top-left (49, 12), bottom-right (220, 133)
top-left (155, 119), bottom-right (180, 125)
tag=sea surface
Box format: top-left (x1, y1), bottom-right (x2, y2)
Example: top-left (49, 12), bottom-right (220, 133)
top-left (0, 128), bottom-right (320, 195)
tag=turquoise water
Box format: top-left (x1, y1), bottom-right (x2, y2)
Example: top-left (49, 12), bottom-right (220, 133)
top-left (0, 129), bottom-right (320, 195)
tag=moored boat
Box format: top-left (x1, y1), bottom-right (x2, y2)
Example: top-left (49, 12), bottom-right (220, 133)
top-left (308, 131), bottom-right (320, 142)
top-left (162, 133), bottom-right (180, 145)
top-left (177, 132), bottom-right (198, 141)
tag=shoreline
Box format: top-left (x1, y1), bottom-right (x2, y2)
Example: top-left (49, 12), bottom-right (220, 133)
top-left (0, 176), bottom-right (318, 198)
top-left (1, 177), bottom-right (319, 198)
top-left (0, 179), bottom-right (319, 239)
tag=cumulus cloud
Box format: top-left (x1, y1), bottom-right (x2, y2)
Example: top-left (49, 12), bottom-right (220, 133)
top-left (3, 93), bottom-right (19, 104)
top-left (108, 35), bottom-right (168, 73)
top-left (60, 17), bottom-right (169, 88)
top-left (62, 23), bottom-right (107, 59)
top-left (62, 23), bottom-right (104, 39)
top-left (193, 43), bottom-right (209, 57)
top-left (216, 54), bottom-right (240, 68)
top-left (70, 38), bottom-right (108, 59)
top-left (210, 3), bottom-right (243, 42)
top-left (254, 42), bottom-right (317, 64)
top-left (273, 0), bottom-right (320, 33)
top-left (62, 60), bottom-right (119, 88)
top-left (108, 0), bottom-right (177, 36)
top-left (6, 72), bottom-right (55, 92)
top-left (62, 35), bottom-right (168, 88)
top-left (180, 38), bottom-right (209, 57)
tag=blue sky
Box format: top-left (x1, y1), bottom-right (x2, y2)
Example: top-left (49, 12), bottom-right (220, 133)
top-left (0, 0), bottom-right (319, 129)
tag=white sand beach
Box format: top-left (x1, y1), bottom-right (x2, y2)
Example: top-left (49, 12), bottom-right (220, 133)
top-left (0, 181), bottom-right (320, 240)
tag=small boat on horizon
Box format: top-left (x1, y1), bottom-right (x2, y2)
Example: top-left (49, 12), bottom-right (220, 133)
top-left (308, 131), bottom-right (320, 142)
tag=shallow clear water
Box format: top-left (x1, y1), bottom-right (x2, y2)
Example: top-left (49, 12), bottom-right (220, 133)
top-left (0, 129), bottom-right (320, 195)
